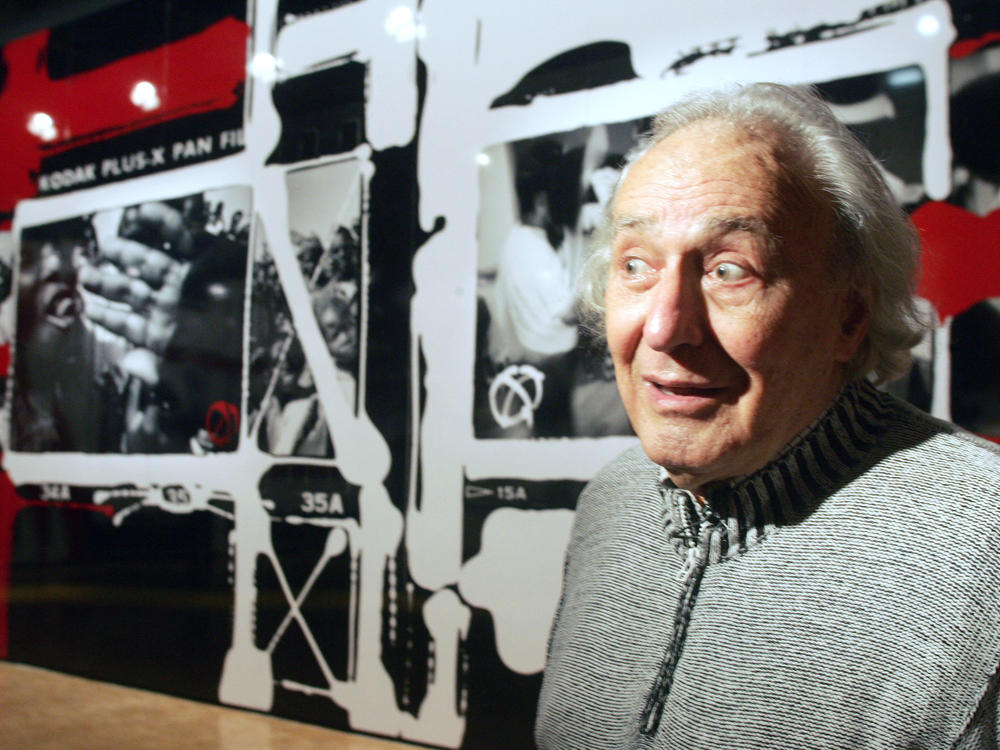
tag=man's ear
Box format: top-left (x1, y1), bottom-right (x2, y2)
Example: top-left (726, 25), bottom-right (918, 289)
top-left (835, 291), bottom-right (869, 364)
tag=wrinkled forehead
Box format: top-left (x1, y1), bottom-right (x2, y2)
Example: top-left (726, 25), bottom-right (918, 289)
top-left (633, 118), bottom-right (801, 191)
top-left (614, 118), bottom-right (837, 262)
top-left (616, 122), bottom-right (792, 221)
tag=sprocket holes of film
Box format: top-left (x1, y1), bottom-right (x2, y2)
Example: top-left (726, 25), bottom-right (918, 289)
top-left (489, 364), bottom-right (545, 430)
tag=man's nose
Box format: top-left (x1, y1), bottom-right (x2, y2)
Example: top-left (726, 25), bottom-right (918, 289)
top-left (642, 267), bottom-right (704, 351)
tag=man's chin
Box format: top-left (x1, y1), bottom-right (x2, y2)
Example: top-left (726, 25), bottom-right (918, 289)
top-left (638, 432), bottom-right (749, 494)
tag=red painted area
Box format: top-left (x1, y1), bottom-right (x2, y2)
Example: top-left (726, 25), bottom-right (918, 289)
top-left (912, 202), bottom-right (1000, 321)
top-left (0, 343), bottom-right (9, 378)
top-left (0, 17), bottom-right (249, 228)
top-left (951, 32), bottom-right (1000, 60)
top-left (0, 469), bottom-right (115, 657)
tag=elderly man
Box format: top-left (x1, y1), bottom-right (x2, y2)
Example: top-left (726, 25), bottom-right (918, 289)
top-left (535, 83), bottom-right (1000, 749)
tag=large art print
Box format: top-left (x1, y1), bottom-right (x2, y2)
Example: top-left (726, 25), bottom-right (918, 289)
top-left (2, 0), bottom-right (997, 749)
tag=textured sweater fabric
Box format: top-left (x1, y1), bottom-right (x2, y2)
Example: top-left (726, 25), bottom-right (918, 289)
top-left (535, 380), bottom-right (1000, 749)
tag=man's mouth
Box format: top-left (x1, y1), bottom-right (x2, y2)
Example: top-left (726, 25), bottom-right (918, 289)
top-left (643, 378), bottom-right (729, 412)
top-left (648, 379), bottom-right (723, 397)
top-left (43, 288), bottom-right (82, 329)
top-left (653, 384), bottom-right (717, 396)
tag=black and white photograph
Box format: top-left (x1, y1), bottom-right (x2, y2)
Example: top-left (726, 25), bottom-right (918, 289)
top-left (10, 187), bottom-right (250, 453)
top-left (247, 158), bottom-right (364, 457)
top-left (474, 119), bottom-right (648, 439)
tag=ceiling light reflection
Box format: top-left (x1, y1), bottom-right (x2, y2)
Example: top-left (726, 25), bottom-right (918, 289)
top-left (385, 6), bottom-right (425, 42)
top-left (27, 112), bottom-right (57, 141)
top-left (130, 81), bottom-right (161, 111)
top-left (917, 14), bottom-right (941, 37)
top-left (249, 52), bottom-right (281, 83)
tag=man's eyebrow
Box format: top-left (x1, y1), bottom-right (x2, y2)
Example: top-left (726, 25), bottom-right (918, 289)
top-left (612, 213), bottom-right (778, 245)
top-left (704, 215), bottom-right (769, 236)
top-left (702, 216), bottom-right (781, 261)
top-left (611, 213), bottom-right (657, 235)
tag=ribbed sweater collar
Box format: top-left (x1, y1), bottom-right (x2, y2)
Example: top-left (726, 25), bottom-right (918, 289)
top-left (660, 378), bottom-right (893, 563)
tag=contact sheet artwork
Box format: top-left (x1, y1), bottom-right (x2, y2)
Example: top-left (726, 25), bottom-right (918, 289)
top-left (0, 0), bottom-right (994, 749)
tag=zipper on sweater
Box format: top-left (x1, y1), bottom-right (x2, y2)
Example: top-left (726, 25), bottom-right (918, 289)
top-left (640, 489), bottom-right (722, 736)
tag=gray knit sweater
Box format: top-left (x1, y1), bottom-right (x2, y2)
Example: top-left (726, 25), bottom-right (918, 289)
top-left (536, 380), bottom-right (1000, 749)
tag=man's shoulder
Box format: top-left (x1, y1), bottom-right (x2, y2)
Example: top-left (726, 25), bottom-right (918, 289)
top-left (500, 224), bottom-right (550, 262)
top-left (567, 444), bottom-right (662, 551)
top-left (574, 444), bottom-right (659, 516)
top-left (858, 393), bottom-right (1000, 543)
top-left (587, 443), bottom-right (659, 490)
top-left (881, 393), bottom-right (1000, 486)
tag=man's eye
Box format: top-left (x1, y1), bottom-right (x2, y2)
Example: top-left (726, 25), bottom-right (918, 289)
top-left (624, 257), bottom-right (652, 275)
top-left (709, 262), bottom-right (749, 282)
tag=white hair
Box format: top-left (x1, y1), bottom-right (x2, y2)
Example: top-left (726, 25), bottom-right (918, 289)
top-left (578, 82), bottom-right (927, 384)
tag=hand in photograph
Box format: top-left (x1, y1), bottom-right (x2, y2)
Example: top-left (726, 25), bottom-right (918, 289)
top-left (75, 195), bottom-right (247, 453)
top-left (78, 201), bottom-right (195, 385)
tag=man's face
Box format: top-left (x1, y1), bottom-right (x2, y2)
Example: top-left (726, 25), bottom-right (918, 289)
top-left (18, 238), bottom-right (85, 353)
top-left (605, 120), bottom-right (867, 493)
